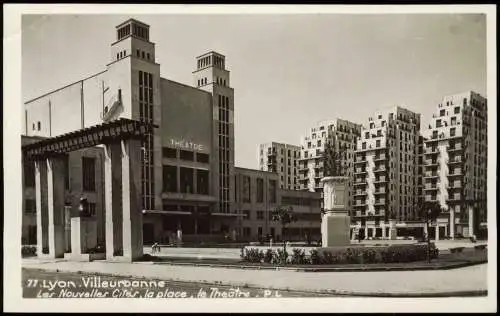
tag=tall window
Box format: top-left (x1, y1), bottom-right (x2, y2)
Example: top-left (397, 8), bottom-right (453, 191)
top-left (197, 169), bottom-right (209, 195)
top-left (268, 179), bottom-right (277, 203)
top-left (82, 157), bottom-right (96, 192)
top-left (256, 178), bottom-right (264, 203)
top-left (163, 165), bottom-right (177, 193)
top-left (243, 176), bottom-right (251, 203)
top-left (180, 167), bottom-right (194, 194)
top-left (23, 159), bottom-right (35, 188)
top-left (139, 70), bottom-right (155, 209)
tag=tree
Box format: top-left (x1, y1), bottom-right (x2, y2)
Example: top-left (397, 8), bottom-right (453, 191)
top-left (416, 199), bottom-right (443, 263)
top-left (323, 134), bottom-right (346, 177)
top-left (271, 205), bottom-right (297, 257)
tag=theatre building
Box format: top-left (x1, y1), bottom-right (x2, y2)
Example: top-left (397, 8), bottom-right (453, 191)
top-left (22, 19), bottom-right (238, 245)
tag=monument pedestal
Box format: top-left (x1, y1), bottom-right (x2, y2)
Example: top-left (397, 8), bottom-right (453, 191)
top-left (320, 176), bottom-right (351, 247)
top-left (64, 217), bottom-right (103, 262)
top-left (321, 211), bottom-right (350, 247)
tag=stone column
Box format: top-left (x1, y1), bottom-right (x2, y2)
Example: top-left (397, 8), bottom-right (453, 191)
top-left (449, 206), bottom-right (455, 239)
top-left (121, 139), bottom-right (144, 261)
top-left (372, 227), bottom-right (377, 238)
top-left (423, 224), bottom-right (428, 239)
top-left (35, 160), bottom-right (49, 257)
top-left (435, 224), bottom-right (440, 241)
top-left (468, 205), bottom-right (474, 237)
top-left (381, 224), bottom-right (386, 239)
top-left (46, 157), bottom-right (66, 258)
top-left (104, 143), bottom-right (122, 260)
top-left (364, 226), bottom-right (368, 240)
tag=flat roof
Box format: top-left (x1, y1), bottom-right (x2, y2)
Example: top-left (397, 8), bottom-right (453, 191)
top-left (116, 18), bottom-right (150, 29)
top-left (196, 51), bottom-right (225, 59)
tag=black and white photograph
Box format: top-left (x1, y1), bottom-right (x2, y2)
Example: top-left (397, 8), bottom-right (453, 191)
top-left (3, 4), bottom-right (497, 313)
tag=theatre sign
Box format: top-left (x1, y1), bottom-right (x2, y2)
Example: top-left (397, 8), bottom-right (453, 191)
top-left (169, 138), bottom-right (205, 152)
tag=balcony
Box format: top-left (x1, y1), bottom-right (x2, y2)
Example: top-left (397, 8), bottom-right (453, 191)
top-left (374, 154), bottom-right (386, 161)
top-left (354, 157), bottom-right (367, 164)
top-left (426, 160), bottom-right (439, 166)
top-left (448, 195), bottom-right (462, 202)
top-left (354, 203), bottom-right (367, 208)
top-left (354, 168), bottom-right (367, 175)
top-left (447, 144), bottom-right (463, 152)
top-left (448, 170), bottom-right (463, 177)
top-left (298, 165), bottom-right (308, 172)
top-left (424, 172), bottom-right (439, 179)
top-left (374, 167), bottom-right (387, 173)
top-left (267, 151), bottom-right (277, 157)
top-left (314, 162), bottom-right (324, 169)
top-left (374, 177), bottom-right (387, 183)
top-left (448, 181), bottom-right (462, 189)
top-left (423, 185), bottom-right (438, 191)
top-left (374, 189), bottom-right (386, 195)
top-left (448, 157), bottom-right (463, 164)
top-left (374, 200), bottom-right (386, 206)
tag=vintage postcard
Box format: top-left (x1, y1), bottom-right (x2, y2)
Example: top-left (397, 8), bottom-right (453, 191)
top-left (3, 4), bottom-right (497, 313)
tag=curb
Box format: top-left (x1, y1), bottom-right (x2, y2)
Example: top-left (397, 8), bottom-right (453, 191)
top-left (152, 259), bottom-right (487, 272)
top-left (22, 267), bottom-right (487, 298)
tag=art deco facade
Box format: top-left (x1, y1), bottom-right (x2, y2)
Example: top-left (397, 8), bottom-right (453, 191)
top-left (258, 142), bottom-right (301, 190)
top-left (23, 19), bottom-right (238, 244)
top-left (298, 119), bottom-right (362, 203)
top-left (423, 91), bottom-right (487, 238)
top-left (353, 107), bottom-right (423, 238)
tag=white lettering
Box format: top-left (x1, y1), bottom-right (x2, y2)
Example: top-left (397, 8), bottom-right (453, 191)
top-left (169, 138), bottom-right (205, 152)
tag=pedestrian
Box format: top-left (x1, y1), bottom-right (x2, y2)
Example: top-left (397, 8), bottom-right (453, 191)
top-left (151, 242), bottom-right (160, 254)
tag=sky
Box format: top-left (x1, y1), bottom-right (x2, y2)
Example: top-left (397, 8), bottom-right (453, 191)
top-left (22, 13), bottom-right (486, 169)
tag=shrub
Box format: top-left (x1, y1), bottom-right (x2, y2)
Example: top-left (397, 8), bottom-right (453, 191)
top-left (42, 247), bottom-right (49, 254)
top-left (474, 245), bottom-right (487, 250)
top-left (22, 245), bottom-right (37, 257)
top-left (275, 248), bottom-right (289, 265)
top-left (243, 248), bottom-right (264, 263)
top-left (309, 249), bottom-right (322, 265)
top-left (291, 248), bottom-right (308, 265)
top-left (450, 247), bottom-right (465, 254)
top-left (241, 244), bottom-right (438, 265)
top-left (361, 248), bottom-right (377, 264)
top-left (264, 249), bottom-right (274, 263)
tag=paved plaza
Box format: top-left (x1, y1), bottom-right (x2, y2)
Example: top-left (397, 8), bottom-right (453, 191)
top-left (22, 257), bottom-right (487, 296)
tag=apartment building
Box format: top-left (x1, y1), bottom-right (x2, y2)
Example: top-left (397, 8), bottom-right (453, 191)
top-left (423, 91), bottom-right (487, 239)
top-left (353, 106), bottom-right (422, 239)
top-left (298, 119), bottom-right (362, 206)
top-left (258, 142), bottom-right (301, 190)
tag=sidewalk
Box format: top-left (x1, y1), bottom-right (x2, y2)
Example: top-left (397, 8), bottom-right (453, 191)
top-left (22, 258), bottom-right (487, 296)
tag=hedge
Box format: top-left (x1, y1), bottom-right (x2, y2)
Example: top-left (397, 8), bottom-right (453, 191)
top-left (241, 243), bottom-right (439, 265)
